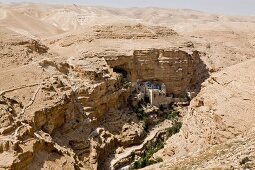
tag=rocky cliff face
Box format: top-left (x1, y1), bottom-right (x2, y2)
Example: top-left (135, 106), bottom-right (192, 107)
top-left (147, 58), bottom-right (255, 170)
top-left (0, 54), bottom-right (140, 169)
top-left (0, 27), bottom-right (203, 169)
top-left (145, 127), bottom-right (255, 170)
top-left (105, 49), bottom-right (203, 95)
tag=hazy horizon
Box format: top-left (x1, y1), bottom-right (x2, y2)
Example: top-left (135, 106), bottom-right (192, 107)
top-left (1, 0), bottom-right (255, 16)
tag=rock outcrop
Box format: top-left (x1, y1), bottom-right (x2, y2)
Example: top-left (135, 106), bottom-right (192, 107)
top-left (105, 49), bottom-right (203, 94)
top-left (0, 27), bottom-right (50, 71)
top-left (146, 127), bottom-right (255, 170)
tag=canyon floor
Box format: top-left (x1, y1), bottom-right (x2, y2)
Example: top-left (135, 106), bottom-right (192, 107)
top-left (0, 3), bottom-right (255, 170)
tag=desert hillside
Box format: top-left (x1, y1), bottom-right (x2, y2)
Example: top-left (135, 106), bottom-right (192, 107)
top-left (0, 3), bottom-right (254, 170)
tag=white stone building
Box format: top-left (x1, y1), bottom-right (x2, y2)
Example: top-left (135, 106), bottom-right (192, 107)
top-left (136, 81), bottom-right (173, 107)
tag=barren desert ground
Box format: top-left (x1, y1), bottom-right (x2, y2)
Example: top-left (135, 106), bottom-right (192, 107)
top-left (0, 3), bottom-right (255, 170)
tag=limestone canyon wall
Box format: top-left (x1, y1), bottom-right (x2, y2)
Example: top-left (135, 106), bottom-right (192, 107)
top-left (105, 49), bottom-right (201, 95)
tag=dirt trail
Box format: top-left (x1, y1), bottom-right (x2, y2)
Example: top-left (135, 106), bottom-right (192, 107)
top-left (110, 120), bottom-right (172, 169)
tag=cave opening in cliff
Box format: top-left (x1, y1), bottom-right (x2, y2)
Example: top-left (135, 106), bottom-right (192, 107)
top-left (113, 67), bottom-right (128, 79)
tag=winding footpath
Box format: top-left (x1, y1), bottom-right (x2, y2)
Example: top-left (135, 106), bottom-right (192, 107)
top-left (110, 120), bottom-right (172, 170)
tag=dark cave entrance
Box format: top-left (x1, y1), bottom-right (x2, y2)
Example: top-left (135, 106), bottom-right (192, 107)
top-left (113, 67), bottom-right (128, 79)
top-left (144, 96), bottom-right (150, 103)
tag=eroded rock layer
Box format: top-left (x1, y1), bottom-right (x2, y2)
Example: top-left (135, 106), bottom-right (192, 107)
top-left (105, 49), bottom-right (202, 94)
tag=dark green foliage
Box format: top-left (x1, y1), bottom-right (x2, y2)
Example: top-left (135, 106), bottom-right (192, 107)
top-left (155, 157), bottom-right (163, 162)
top-left (179, 92), bottom-right (190, 102)
top-left (143, 122), bottom-right (149, 133)
top-left (167, 110), bottom-right (180, 120)
top-left (130, 121), bottom-right (182, 169)
top-left (135, 107), bottom-right (151, 135)
top-left (166, 121), bottom-right (182, 137)
top-left (131, 142), bottom-right (164, 169)
top-left (136, 108), bottom-right (147, 121)
top-left (130, 108), bottom-right (183, 170)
